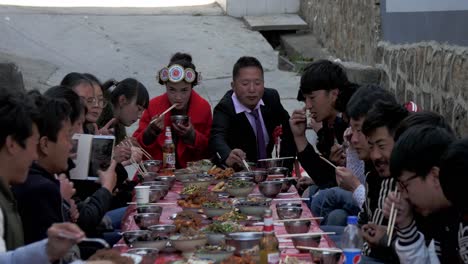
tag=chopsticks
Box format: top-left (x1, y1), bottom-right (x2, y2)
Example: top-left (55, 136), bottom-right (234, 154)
top-left (149, 104), bottom-right (178, 125)
top-left (275, 217), bottom-right (323, 222)
top-left (387, 189), bottom-right (400, 246)
top-left (123, 136), bottom-right (154, 160)
top-left (127, 202), bottom-right (176, 205)
top-left (276, 232), bottom-right (335, 238)
top-left (296, 246), bottom-right (342, 253)
top-left (242, 159), bottom-right (251, 172)
top-left (319, 155), bottom-right (337, 169)
top-left (273, 198), bottom-right (310, 201)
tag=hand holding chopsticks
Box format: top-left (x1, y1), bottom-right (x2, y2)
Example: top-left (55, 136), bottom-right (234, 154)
top-left (386, 189), bottom-right (401, 247)
top-left (149, 104), bottom-right (178, 125)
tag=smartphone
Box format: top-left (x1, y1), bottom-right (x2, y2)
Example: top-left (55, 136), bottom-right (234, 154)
top-left (87, 135), bottom-right (115, 179)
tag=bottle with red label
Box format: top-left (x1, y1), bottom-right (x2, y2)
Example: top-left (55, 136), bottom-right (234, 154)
top-left (162, 126), bottom-right (176, 172)
top-left (341, 216), bottom-right (363, 264)
top-left (259, 209), bottom-right (280, 264)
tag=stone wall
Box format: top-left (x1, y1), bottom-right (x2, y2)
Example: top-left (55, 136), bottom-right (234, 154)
top-left (299, 0), bottom-right (381, 65)
top-left (377, 42), bottom-right (468, 136)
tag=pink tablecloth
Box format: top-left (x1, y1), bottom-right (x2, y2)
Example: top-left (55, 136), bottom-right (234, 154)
top-left (117, 181), bottom-right (337, 263)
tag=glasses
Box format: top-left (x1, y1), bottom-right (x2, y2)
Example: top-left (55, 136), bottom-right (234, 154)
top-left (81, 97), bottom-right (107, 108)
top-left (398, 174), bottom-right (419, 193)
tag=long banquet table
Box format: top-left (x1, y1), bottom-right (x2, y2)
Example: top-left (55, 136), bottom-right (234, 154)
top-left (116, 180), bottom-right (338, 263)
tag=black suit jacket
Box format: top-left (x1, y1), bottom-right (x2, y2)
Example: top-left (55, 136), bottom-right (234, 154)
top-left (210, 88), bottom-right (296, 169)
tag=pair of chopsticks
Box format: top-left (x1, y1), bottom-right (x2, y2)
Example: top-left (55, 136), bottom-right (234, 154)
top-left (276, 232), bottom-right (335, 238)
top-left (295, 246), bottom-right (342, 253)
top-left (273, 198), bottom-right (310, 201)
top-left (387, 189), bottom-right (400, 246)
top-left (127, 202), bottom-right (176, 205)
top-left (275, 217), bottom-right (323, 223)
top-left (310, 142), bottom-right (337, 169)
top-left (124, 136), bottom-right (153, 160)
top-left (149, 104), bottom-right (178, 125)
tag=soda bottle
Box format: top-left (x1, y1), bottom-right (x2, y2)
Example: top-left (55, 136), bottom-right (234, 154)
top-left (162, 126), bottom-right (176, 171)
top-left (341, 216), bottom-right (363, 264)
top-left (259, 209), bottom-right (280, 264)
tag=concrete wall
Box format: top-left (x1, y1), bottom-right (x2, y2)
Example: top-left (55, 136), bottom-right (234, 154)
top-left (299, 0), bottom-right (468, 136)
top-left (299, 0), bottom-right (381, 65)
top-left (218, 0), bottom-right (300, 17)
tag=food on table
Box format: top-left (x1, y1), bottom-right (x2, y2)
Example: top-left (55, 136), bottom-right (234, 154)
top-left (203, 201), bottom-right (231, 209)
top-left (88, 249), bottom-right (133, 264)
top-left (173, 211), bottom-right (203, 233)
top-left (208, 167), bottom-right (235, 180)
top-left (280, 256), bottom-right (310, 264)
top-left (177, 192), bottom-right (217, 208)
top-left (203, 221), bottom-right (244, 234)
top-left (182, 185), bottom-right (202, 195)
top-left (220, 255), bottom-right (256, 264)
top-left (212, 181), bottom-right (226, 192)
top-left (217, 209), bottom-right (247, 222)
top-left (227, 179), bottom-right (252, 188)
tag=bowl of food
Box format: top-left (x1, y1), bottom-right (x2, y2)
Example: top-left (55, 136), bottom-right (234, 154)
top-left (272, 178), bottom-right (294, 193)
top-left (250, 170), bottom-right (268, 183)
top-left (202, 201), bottom-right (233, 218)
top-left (148, 188), bottom-right (163, 203)
top-left (148, 224), bottom-right (176, 238)
top-left (181, 175), bottom-right (214, 189)
top-left (142, 160), bottom-right (163, 173)
top-left (122, 230), bottom-right (152, 247)
top-left (235, 197), bottom-right (272, 218)
top-left (202, 221), bottom-right (244, 245)
top-left (284, 220), bottom-right (311, 234)
top-left (256, 158), bottom-right (284, 169)
top-left (170, 233), bottom-right (208, 253)
top-left (232, 171), bottom-right (254, 178)
top-left (225, 180), bottom-right (255, 198)
top-left (225, 232), bottom-right (263, 256)
top-left (227, 176), bottom-right (254, 183)
top-left (171, 115), bottom-right (189, 126)
top-left (132, 236), bottom-right (168, 251)
top-left (175, 172), bottom-right (198, 182)
top-left (133, 213), bottom-right (161, 230)
top-left (141, 172), bottom-right (157, 182)
top-left (195, 245), bottom-right (236, 263)
top-left (217, 210), bottom-right (248, 224)
top-left (155, 175), bottom-right (176, 188)
top-left (137, 205), bottom-right (163, 215)
top-left (258, 181), bottom-right (283, 198)
top-left (126, 248), bottom-right (159, 264)
top-left (292, 234), bottom-right (322, 253)
top-left (277, 206), bottom-right (303, 220)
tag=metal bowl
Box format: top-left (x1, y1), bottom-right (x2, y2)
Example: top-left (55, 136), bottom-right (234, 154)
top-left (235, 197), bottom-right (272, 218)
top-left (272, 178), bottom-right (294, 192)
top-left (225, 232), bottom-right (263, 256)
top-left (284, 220), bottom-right (311, 234)
top-left (225, 183), bottom-right (255, 197)
top-left (276, 202), bottom-right (302, 209)
top-left (149, 185), bottom-right (169, 199)
top-left (142, 160), bottom-right (162, 173)
top-left (258, 181), bottom-right (283, 198)
top-left (175, 172), bottom-right (197, 182)
top-left (309, 249), bottom-right (342, 263)
top-left (170, 235), bottom-right (208, 253)
top-left (292, 235), bottom-right (322, 253)
top-left (228, 176), bottom-right (254, 183)
top-left (133, 213), bottom-right (161, 230)
top-left (256, 159), bottom-right (284, 169)
top-left (276, 206), bottom-right (303, 220)
top-left (155, 176), bottom-right (176, 188)
top-left (251, 170), bottom-right (268, 183)
top-left (232, 172), bottom-right (254, 178)
top-left (126, 248), bottom-right (159, 263)
top-left (267, 167), bottom-right (289, 177)
top-left (122, 230), bottom-right (152, 247)
top-left (137, 205), bottom-right (163, 215)
top-left (202, 206), bottom-right (233, 218)
top-left (148, 188), bottom-right (163, 203)
top-left (171, 115), bottom-right (189, 126)
top-left (141, 172), bottom-right (157, 182)
top-left (181, 179), bottom-right (212, 189)
top-left (195, 246), bottom-right (236, 263)
top-left (132, 237), bottom-right (168, 251)
top-left (147, 224), bottom-right (176, 238)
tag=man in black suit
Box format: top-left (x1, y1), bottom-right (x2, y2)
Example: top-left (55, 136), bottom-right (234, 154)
top-left (210, 56), bottom-right (295, 170)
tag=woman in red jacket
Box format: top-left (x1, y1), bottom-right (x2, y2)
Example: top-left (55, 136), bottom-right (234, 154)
top-left (133, 53), bottom-right (212, 168)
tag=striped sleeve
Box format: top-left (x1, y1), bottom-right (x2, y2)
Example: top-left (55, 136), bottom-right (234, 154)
top-left (397, 220), bottom-right (420, 246)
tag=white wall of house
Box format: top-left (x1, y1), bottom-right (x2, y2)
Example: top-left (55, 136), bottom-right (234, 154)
top-left (216, 0), bottom-right (300, 17)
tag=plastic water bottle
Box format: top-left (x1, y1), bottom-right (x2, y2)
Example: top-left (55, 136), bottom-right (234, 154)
top-left (341, 216), bottom-right (363, 264)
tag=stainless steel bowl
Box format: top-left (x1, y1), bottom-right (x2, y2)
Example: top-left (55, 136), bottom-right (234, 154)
top-left (147, 224), bottom-right (176, 238)
top-left (155, 176), bottom-right (176, 188)
top-left (232, 172), bottom-right (254, 178)
top-left (267, 167), bottom-right (289, 177)
top-left (133, 213), bottom-right (161, 230)
top-left (171, 115), bottom-right (189, 126)
top-left (149, 185), bottom-right (169, 199)
top-left (256, 159), bottom-right (284, 169)
top-left (228, 176), bottom-right (254, 183)
top-left (292, 235), bottom-right (322, 253)
top-left (251, 170), bottom-right (268, 183)
top-left (225, 232), bottom-right (263, 256)
top-left (126, 248), bottom-right (159, 262)
top-left (142, 160), bottom-right (162, 173)
top-left (225, 183), bottom-right (255, 197)
top-left (276, 206), bottom-right (303, 220)
top-left (148, 188), bottom-right (163, 203)
top-left (272, 178), bottom-right (294, 192)
top-left (275, 202), bottom-right (302, 209)
top-left (204, 232), bottom-right (226, 246)
top-left (141, 172), bottom-right (157, 182)
top-left (284, 220), bottom-right (311, 234)
top-left (258, 181), bottom-right (282, 198)
top-left (137, 205), bottom-right (163, 215)
top-left (122, 230), bottom-right (152, 247)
